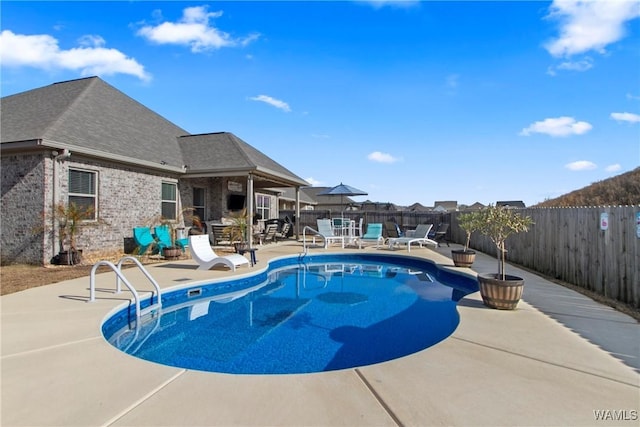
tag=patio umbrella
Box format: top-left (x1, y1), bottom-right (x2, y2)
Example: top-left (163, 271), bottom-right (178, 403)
top-left (318, 183), bottom-right (368, 215)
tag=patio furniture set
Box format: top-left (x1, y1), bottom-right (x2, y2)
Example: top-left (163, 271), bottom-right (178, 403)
top-left (305, 219), bottom-right (448, 252)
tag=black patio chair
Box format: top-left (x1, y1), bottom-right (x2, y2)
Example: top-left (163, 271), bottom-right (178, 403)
top-left (432, 223), bottom-right (450, 247)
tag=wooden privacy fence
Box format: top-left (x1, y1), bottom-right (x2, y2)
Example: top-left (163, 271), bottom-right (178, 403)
top-left (281, 206), bottom-right (639, 307)
top-left (450, 206), bottom-right (640, 308)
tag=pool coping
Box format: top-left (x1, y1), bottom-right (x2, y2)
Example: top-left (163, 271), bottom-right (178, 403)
top-left (2, 242), bottom-right (639, 426)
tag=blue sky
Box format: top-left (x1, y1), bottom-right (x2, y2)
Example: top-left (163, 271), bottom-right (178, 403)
top-left (2, 1), bottom-right (639, 207)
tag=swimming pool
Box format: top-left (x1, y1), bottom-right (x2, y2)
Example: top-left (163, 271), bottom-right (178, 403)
top-left (102, 254), bottom-right (477, 375)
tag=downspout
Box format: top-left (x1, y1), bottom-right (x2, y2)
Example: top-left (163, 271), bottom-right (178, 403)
top-left (51, 152), bottom-right (57, 260)
top-left (50, 149), bottom-right (71, 260)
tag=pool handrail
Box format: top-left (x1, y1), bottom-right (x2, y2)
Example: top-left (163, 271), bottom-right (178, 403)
top-left (88, 256), bottom-right (162, 320)
top-left (302, 225), bottom-right (321, 252)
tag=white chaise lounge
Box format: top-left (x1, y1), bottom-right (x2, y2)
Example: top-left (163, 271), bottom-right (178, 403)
top-left (316, 219), bottom-right (345, 249)
top-left (189, 235), bottom-right (250, 271)
top-left (388, 223), bottom-right (437, 252)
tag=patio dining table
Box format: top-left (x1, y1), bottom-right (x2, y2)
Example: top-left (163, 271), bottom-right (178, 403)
top-left (332, 218), bottom-right (359, 246)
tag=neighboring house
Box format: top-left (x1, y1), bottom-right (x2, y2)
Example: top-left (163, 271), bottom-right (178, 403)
top-left (302, 186), bottom-right (364, 213)
top-left (271, 187), bottom-right (317, 211)
top-left (433, 201), bottom-right (458, 212)
top-left (405, 202), bottom-right (431, 212)
top-left (1, 77), bottom-right (308, 265)
top-left (496, 200), bottom-right (526, 209)
top-left (463, 202), bottom-right (486, 211)
top-left (360, 200), bottom-right (399, 212)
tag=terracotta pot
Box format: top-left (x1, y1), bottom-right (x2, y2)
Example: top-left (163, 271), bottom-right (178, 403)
top-left (477, 273), bottom-right (524, 310)
top-left (451, 249), bottom-right (476, 267)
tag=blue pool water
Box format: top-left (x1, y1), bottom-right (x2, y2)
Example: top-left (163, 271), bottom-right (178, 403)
top-left (102, 254), bottom-right (477, 374)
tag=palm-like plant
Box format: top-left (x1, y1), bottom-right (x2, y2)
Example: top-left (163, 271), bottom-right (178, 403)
top-left (54, 202), bottom-right (94, 264)
top-left (55, 202), bottom-right (93, 252)
top-left (223, 208), bottom-right (249, 245)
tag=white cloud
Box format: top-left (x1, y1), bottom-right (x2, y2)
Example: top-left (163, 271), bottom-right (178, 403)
top-left (610, 112), bottom-right (640, 123)
top-left (249, 95), bottom-right (291, 112)
top-left (0, 30), bottom-right (150, 81)
top-left (554, 58), bottom-right (594, 73)
top-left (520, 116), bottom-right (592, 137)
top-left (565, 160), bottom-right (597, 171)
top-left (605, 164), bottom-right (622, 173)
top-left (137, 5), bottom-right (259, 52)
top-left (357, 1), bottom-right (420, 10)
top-left (77, 35), bottom-right (106, 48)
top-left (627, 93), bottom-right (640, 100)
top-left (367, 151), bottom-right (400, 163)
top-left (305, 177), bottom-right (322, 186)
top-left (545, 0), bottom-right (640, 57)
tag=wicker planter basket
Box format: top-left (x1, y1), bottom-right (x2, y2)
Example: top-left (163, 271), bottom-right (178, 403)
top-left (477, 273), bottom-right (524, 310)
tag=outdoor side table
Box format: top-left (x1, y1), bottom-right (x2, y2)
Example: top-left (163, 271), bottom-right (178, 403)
top-left (237, 248), bottom-right (258, 266)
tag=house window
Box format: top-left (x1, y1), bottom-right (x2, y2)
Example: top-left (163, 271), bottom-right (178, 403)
top-left (162, 182), bottom-right (177, 220)
top-left (256, 194), bottom-right (272, 220)
top-left (68, 169), bottom-right (97, 220)
top-left (193, 188), bottom-right (205, 222)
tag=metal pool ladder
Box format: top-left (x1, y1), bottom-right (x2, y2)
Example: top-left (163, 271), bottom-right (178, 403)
top-left (89, 256), bottom-right (162, 320)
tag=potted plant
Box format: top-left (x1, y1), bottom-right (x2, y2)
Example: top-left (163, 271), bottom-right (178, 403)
top-left (476, 205), bottom-right (533, 310)
top-left (149, 208), bottom-right (196, 259)
top-left (54, 202), bottom-right (93, 265)
top-left (451, 211), bottom-right (481, 267)
top-left (223, 208), bottom-right (250, 253)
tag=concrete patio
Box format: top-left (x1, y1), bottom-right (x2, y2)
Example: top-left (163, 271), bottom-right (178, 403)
top-left (2, 241), bottom-right (638, 426)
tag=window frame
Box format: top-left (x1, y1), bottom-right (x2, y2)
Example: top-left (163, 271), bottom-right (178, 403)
top-left (161, 181), bottom-right (178, 220)
top-left (255, 193), bottom-right (274, 220)
top-left (68, 168), bottom-right (97, 221)
top-left (193, 187), bottom-right (206, 222)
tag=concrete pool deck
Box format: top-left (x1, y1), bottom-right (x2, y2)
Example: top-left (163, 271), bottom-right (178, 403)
top-left (2, 241), bottom-right (638, 426)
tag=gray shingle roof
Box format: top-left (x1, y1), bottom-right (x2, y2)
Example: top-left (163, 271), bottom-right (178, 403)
top-left (179, 132), bottom-right (308, 187)
top-left (302, 186), bottom-right (357, 205)
top-left (1, 77), bottom-right (187, 170)
top-left (268, 187), bottom-right (317, 205)
top-left (2, 77), bottom-right (308, 187)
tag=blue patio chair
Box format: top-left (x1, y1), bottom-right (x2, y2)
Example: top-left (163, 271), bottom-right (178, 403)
top-left (357, 223), bottom-right (384, 249)
top-left (133, 227), bottom-right (156, 255)
top-left (154, 225), bottom-right (173, 255)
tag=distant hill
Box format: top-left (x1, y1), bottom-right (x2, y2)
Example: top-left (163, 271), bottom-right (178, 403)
top-left (535, 167), bottom-right (640, 207)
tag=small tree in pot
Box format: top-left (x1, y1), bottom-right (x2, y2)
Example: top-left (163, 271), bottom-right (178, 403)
top-left (148, 208), bottom-right (196, 259)
top-left (54, 202), bottom-right (94, 265)
top-left (476, 205), bottom-right (533, 309)
top-left (223, 208), bottom-right (250, 252)
top-left (451, 211), bottom-right (481, 267)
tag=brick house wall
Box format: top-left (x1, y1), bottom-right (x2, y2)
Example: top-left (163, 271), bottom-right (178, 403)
top-left (59, 155), bottom-right (182, 261)
top-left (1, 152), bottom-right (185, 265)
top-left (1, 153), bottom-right (48, 264)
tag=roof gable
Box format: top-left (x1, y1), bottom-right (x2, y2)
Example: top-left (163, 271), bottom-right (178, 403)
top-left (433, 200), bottom-right (458, 211)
